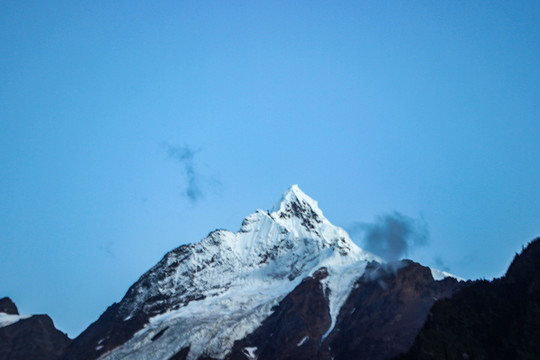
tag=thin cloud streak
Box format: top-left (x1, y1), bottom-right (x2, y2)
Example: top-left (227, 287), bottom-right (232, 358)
top-left (166, 144), bottom-right (203, 203)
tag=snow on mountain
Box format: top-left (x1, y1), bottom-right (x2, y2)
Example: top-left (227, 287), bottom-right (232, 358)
top-left (0, 297), bottom-right (27, 328)
top-left (430, 268), bottom-right (465, 282)
top-left (0, 313), bottom-right (31, 328)
top-left (96, 185), bottom-right (456, 360)
top-left (97, 186), bottom-right (376, 360)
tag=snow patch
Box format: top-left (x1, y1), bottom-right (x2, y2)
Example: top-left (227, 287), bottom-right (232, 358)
top-left (297, 336), bottom-right (309, 347)
top-left (242, 346), bottom-right (257, 359)
top-left (430, 268), bottom-right (465, 282)
top-left (0, 312), bottom-right (31, 328)
top-left (320, 260), bottom-right (370, 341)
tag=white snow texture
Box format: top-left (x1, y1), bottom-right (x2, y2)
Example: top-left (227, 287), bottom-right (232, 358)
top-left (98, 185), bottom-right (455, 360)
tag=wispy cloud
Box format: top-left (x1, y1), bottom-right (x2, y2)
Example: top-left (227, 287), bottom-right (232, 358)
top-left (349, 211), bottom-right (429, 261)
top-left (166, 144), bottom-right (203, 203)
top-left (434, 256), bottom-right (451, 272)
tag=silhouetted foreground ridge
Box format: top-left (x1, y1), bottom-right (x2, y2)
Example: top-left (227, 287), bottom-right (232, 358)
top-left (401, 237), bottom-right (540, 360)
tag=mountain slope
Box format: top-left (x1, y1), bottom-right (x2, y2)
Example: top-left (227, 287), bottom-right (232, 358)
top-left (64, 185), bottom-right (381, 360)
top-left (227, 267), bottom-right (332, 360)
top-left (402, 237), bottom-right (540, 360)
top-left (227, 261), bottom-right (461, 360)
top-left (0, 297), bottom-right (71, 360)
top-left (63, 185), bottom-right (458, 360)
top-left (322, 261), bottom-right (461, 360)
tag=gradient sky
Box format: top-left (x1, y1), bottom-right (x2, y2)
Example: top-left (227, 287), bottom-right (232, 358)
top-left (1, 1), bottom-right (539, 337)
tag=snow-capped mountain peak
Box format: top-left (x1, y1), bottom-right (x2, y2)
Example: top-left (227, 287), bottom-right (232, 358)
top-left (95, 186), bottom-right (381, 360)
top-left (271, 184), bottom-right (324, 220)
top-left (85, 186), bottom-right (454, 360)
top-left (269, 185), bottom-right (331, 239)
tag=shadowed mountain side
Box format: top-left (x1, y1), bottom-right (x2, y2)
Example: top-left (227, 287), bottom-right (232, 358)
top-left (401, 237), bottom-right (540, 360)
top-left (0, 299), bottom-right (18, 316)
top-left (60, 301), bottom-right (149, 360)
top-left (0, 305), bottom-right (71, 360)
top-left (62, 243), bottom-right (204, 360)
top-left (227, 267), bottom-right (332, 360)
top-left (223, 261), bottom-right (461, 360)
top-left (320, 260), bottom-right (462, 360)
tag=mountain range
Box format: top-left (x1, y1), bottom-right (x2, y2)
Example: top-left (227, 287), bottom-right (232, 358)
top-left (1, 185), bottom-right (539, 359)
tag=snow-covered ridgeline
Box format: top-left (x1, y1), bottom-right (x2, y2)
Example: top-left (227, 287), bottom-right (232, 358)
top-left (430, 268), bottom-right (465, 282)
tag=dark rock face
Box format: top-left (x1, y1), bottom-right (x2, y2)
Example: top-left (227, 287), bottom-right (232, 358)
top-left (224, 262), bottom-right (461, 360)
top-left (0, 298), bottom-right (18, 315)
top-left (61, 302), bottom-right (149, 360)
top-left (168, 347), bottom-right (190, 360)
top-left (62, 244), bottom-right (194, 360)
top-left (0, 314), bottom-right (71, 360)
top-left (321, 261), bottom-right (461, 360)
top-left (227, 267), bottom-right (332, 360)
top-left (402, 237), bottom-right (540, 360)
top-left (277, 195), bottom-right (323, 234)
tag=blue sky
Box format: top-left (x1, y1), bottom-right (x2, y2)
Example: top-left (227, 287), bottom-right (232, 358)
top-left (1, 1), bottom-right (539, 337)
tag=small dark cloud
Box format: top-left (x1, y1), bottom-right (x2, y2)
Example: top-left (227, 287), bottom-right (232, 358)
top-left (166, 144), bottom-right (203, 203)
top-left (349, 212), bottom-right (429, 261)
